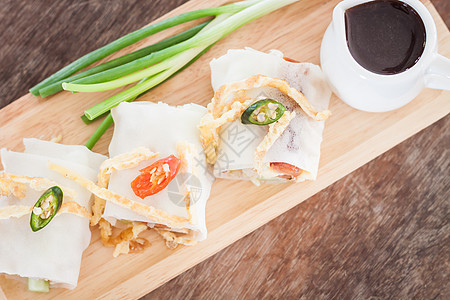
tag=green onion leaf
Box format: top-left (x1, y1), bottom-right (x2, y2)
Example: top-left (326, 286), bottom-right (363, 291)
top-left (29, 0), bottom-right (259, 96)
top-left (38, 21), bottom-right (210, 98)
top-left (78, 0), bottom-right (298, 120)
top-left (84, 44), bottom-right (214, 149)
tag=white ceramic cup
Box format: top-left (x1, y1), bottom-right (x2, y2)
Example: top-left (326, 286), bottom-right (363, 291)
top-left (320, 0), bottom-right (450, 112)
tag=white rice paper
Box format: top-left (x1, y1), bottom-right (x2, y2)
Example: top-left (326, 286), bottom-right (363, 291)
top-left (103, 102), bottom-right (212, 241)
top-left (210, 48), bottom-right (331, 181)
top-left (23, 138), bottom-right (106, 173)
top-left (0, 139), bottom-right (106, 289)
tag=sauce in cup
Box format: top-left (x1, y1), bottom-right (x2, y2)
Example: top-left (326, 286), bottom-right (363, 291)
top-left (345, 0), bottom-right (426, 75)
top-left (320, 0), bottom-right (450, 112)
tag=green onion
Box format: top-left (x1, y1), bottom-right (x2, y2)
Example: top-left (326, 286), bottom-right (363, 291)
top-left (29, 0), bottom-right (259, 96)
top-left (64, 45), bottom-right (201, 94)
top-left (28, 278), bottom-right (49, 293)
top-left (62, 27), bottom-right (216, 90)
top-left (85, 44), bottom-right (213, 149)
top-left (85, 114), bottom-right (114, 150)
top-left (38, 22), bottom-right (210, 98)
top-left (31, 0), bottom-right (298, 148)
top-left (84, 82), bottom-right (145, 149)
top-left (85, 63), bottom-right (181, 120)
top-left (74, 0), bottom-right (298, 120)
top-left (64, 0), bottom-right (296, 94)
top-left (81, 12), bottom-right (231, 120)
top-left (81, 113), bottom-right (99, 125)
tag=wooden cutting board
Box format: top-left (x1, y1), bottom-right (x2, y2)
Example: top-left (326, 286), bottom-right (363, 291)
top-left (0, 0), bottom-right (449, 299)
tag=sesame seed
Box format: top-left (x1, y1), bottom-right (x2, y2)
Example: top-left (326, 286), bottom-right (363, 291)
top-left (268, 103), bottom-right (278, 110)
top-left (33, 207), bottom-right (43, 215)
top-left (257, 112), bottom-right (266, 123)
top-left (41, 201), bottom-right (50, 210)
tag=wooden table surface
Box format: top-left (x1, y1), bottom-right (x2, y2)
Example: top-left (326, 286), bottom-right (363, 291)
top-left (1, 0), bottom-right (449, 299)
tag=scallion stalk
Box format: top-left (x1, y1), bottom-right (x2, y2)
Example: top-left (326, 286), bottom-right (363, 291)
top-left (64, 46), bottom-right (198, 93)
top-left (33, 0), bottom-right (299, 148)
top-left (29, 0), bottom-right (260, 96)
top-left (62, 0), bottom-right (280, 91)
top-left (84, 115), bottom-right (114, 150)
top-left (85, 44), bottom-right (213, 149)
top-left (81, 114), bottom-right (94, 125)
top-left (28, 278), bottom-right (49, 293)
top-left (38, 21), bottom-right (210, 97)
top-left (78, 0), bottom-right (298, 120)
top-left (81, 12), bottom-right (231, 120)
top-left (84, 52), bottom-right (195, 120)
top-left (61, 28), bottom-right (215, 89)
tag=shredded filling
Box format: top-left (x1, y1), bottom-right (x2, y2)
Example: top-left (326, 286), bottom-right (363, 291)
top-left (199, 74), bottom-right (330, 179)
top-left (98, 221), bottom-right (150, 258)
top-left (91, 147), bottom-right (159, 226)
top-left (0, 202), bottom-right (90, 220)
top-left (0, 173), bottom-right (87, 220)
top-left (254, 110), bottom-right (296, 175)
top-left (0, 173), bottom-right (77, 200)
top-left (50, 144), bottom-right (200, 255)
top-left (49, 162), bottom-right (190, 227)
top-left (154, 228), bottom-right (198, 249)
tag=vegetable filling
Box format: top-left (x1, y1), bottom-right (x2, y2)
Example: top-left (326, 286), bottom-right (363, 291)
top-left (28, 278), bottom-right (49, 293)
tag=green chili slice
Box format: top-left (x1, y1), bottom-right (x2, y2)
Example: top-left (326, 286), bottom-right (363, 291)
top-left (30, 186), bottom-right (63, 232)
top-left (241, 99), bottom-right (286, 125)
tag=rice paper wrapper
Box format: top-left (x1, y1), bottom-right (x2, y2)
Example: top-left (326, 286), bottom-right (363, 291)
top-left (23, 138), bottom-right (106, 174)
top-left (210, 48), bottom-right (331, 181)
top-left (103, 102), bottom-right (212, 241)
top-left (0, 140), bottom-right (106, 289)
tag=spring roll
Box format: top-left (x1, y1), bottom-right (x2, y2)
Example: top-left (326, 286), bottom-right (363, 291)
top-left (101, 101), bottom-right (212, 247)
top-left (0, 139), bottom-right (106, 290)
top-left (200, 48), bottom-right (331, 183)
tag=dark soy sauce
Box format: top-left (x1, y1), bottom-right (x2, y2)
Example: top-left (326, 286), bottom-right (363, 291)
top-left (345, 0), bottom-right (426, 75)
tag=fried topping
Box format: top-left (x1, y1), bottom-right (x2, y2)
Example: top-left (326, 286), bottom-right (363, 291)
top-left (199, 74), bottom-right (330, 164)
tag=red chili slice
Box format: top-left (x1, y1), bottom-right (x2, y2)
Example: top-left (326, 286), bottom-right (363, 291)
top-left (270, 162), bottom-right (302, 179)
top-left (131, 155), bottom-right (181, 199)
top-left (283, 57), bottom-right (300, 63)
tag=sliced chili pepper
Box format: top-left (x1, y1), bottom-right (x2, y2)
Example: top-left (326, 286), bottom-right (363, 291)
top-left (270, 162), bottom-right (302, 179)
top-left (131, 155), bottom-right (181, 199)
top-left (283, 57), bottom-right (300, 63)
top-left (241, 99), bottom-right (286, 125)
top-left (30, 186), bottom-right (63, 232)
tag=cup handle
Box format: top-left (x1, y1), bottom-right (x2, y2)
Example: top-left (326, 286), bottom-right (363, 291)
top-left (424, 54), bottom-right (450, 90)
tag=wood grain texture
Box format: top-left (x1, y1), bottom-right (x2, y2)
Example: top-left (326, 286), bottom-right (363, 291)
top-left (145, 115), bottom-right (450, 299)
top-left (0, 0), bottom-right (449, 299)
top-left (0, 0), bottom-right (190, 108)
